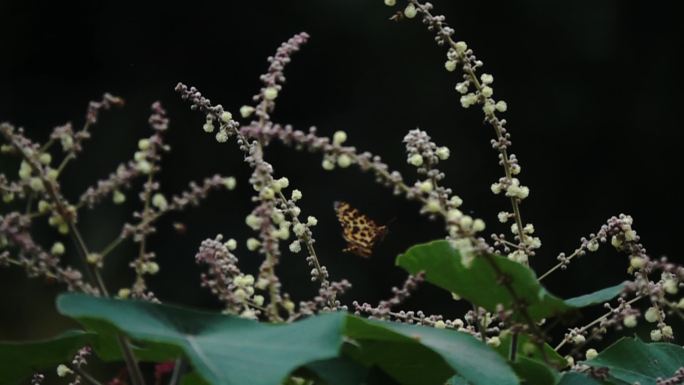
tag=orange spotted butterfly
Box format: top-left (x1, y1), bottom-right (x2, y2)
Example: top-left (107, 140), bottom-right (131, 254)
top-left (334, 201), bottom-right (388, 258)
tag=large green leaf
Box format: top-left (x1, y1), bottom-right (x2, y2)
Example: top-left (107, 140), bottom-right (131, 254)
top-left (494, 333), bottom-right (566, 369)
top-left (57, 294), bottom-right (519, 385)
top-left (396, 240), bottom-right (625, 321)
top-left (0, 331), bottom-right (95, 385)
top-left (511, 357), bottom-right (558, 385)
top-left (557, 372), bottom-right (610, 385)
top-left (584, 337), bottom-right (684, 385)
top-left (347, 318), bottom-right (518, 385)
top-left (58, 294), bottom-right (347, 385)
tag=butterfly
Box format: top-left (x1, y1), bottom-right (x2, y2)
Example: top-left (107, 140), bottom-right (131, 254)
top-left (334, 201), bottom-right (388, 258)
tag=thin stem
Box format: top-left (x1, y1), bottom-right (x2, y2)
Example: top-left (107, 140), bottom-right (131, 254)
top-left (554, 296), bottom-right (643, 352)
top-left (509, 332), bottom-right (519, 362)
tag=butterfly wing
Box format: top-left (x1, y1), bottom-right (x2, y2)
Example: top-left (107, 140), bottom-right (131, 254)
top-left (334, 201), bottom-right (386, 258)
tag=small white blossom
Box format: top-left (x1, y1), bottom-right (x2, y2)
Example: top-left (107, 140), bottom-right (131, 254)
top-left (623, 315), bottom-right (637, 328)
top-left (403, 3), bottom-right (417, 18)
top-left (650, 329), bottom-right (662, 341)
top-left (497, 211), bottom-right (509, 223)
top-left (215, 129), bottom-right (229, 143)
top-left (408, 154), bottom-right (423, 167)
top-left (307, 216), bottom-right (318, 226)
top-left (152, 193), bottom-right (168, 210)
top-left (444, 60), bottom-right (457, 72)
top-left (436, 146), bottom-right (450, 160)
top-left (480, 73), bottom-right (494, 84)
top-left (322, 158), bottom-right (335, 170)
top-left (289, 240), bottom-right (302, 253)
top-left (337, 154), bottom-right (352, 168)
top-left (220, 111), bottom-right (233, 123)
top-left (333, 130), bottom-right (347, 145)
top-left (246, 238), bottom-right (261, 251)
top-left (495, 100), bottom-right (508, 112)
top-left (585, 349), bottom-right (598, 360)
top-left (644, 307), bottom-right (659, 323)
top-left (225, 238), bottom-right (237, 251)
top-left (51, 242), bottom-right (65, 256)
top-left (291, 189), bottom-right (303, 201)
top-left (264, 87), bottom-right (279, 100)
top-left (223, 177), bottom-right (237, 190)
top-left (56, 365), bottom-right (72, 377)
top-left (240, 105), bottom-right (255, 118)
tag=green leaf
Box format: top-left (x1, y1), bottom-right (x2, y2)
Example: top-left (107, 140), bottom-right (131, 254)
top-left (584, 337), bottom-right (684, 385)
top-left (396, 240), bottom-right (625, 321)
top-left (557, 372), bottom-right (611, 385)
top-left (58, 293), bottom-right (519, 385)
top-left (0, 331), bottom-right (95, 385)
top-left (58, 294), bottom-right (347, 385)
top-left (305, 357), bottom-right (368, 385)
top-left (346, 317), bottom-right (519, 385)
top-left (494, 333), bottom-right (566, 369)
top-left (511, 357), bottom-right (559, 385)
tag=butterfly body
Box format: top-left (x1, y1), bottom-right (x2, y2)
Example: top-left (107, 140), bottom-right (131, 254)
top-left (334, 201), bottom-right (387, 258)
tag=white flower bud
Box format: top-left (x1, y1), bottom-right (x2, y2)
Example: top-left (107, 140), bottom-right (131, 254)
top-left (481, 86), bottom-right (493, 98)
top-left (662, 325), bottom-right (673, 339)
top-left (572, 334), bottom-right (586, 345)
top-left (215, 129), bottom-right (229, 143)
top-left (136, 160), bottom-right (152, 174)
top-left (434, 320), bottom-right (446, 329)
top-left (223, 177), bottom-right (237, 190)
top-left (117, 288), bottom-right (131, 299)
top-left (455, 82), bottom-right (469, 94)
top-left (436, 146), bottom-right (450, 160)
top-left (203, 122), bottom-right (215, 133)
top-left (650, 329), bottom-right (662, 341)
top-left (260, 187), bottom-right (275, 200)
top-left (220, 111), bottom-right (233, 123)
top-left (307, 216), bottom-right (318, 226)
top-left (663, 277), bottom-right (678, 294)
top-left (585, 349), bottom-right (598, 360)
top-left (145, 261), bottom-right (159, 274)
top-left (480, 73), bottom-right (494, 84)
top-left (322, 158), bottom-right (335, 170)
top-left (408, 154), bottom-right (424, 167)
top-left (403, 3), bottom-right (417, 18)
top-left (454, 41), bottom-right (467, 54)
top-left (152, 193), bottom-right (168, 211)
top-left (495, 100), bottom-right (508, 112)
top-left (623, 314), bottom-right (637, 328)
top-left (253, 295), bottom-right (265, 306)
top-left (51, 242), bottom-right (65, 256)
top-left (644, 307), bottom-right (659, 323)
top-left (293, 223), bottom-right (306, 237)
top-left (246, 238), bottom-right (261, 251)
top-left (472, 219), bottom-right (486, 232)
top-left (333, 130), bottom-right (347, 145)
top-left (449, 195), bottom-right (463, 207)
top-left (424, 199), bottom-right (441, 213)
top-left (113, 190), bottom-right (126, 204)
top-left (289, 240), bottom-right (302, 253)
top-left (384, 0), bottom-right (396, 5)
top-left (419, 180), bottom-right (433, 193)
top-left (337, 154), bottom-right (352, 168)
top-left (291, 189), bottom-right (302, 201)
top-left (39, 152), bottom-right (52, 165)
top-left (38, 200), bottom-right (51, 213)
top-left (630, 256), bottom-right (646, 269)
top-left (444, 60), bottom-right (457, 72)
top-left (29, 177), bottom-right (45, 192)
top-left (483, 102), bottom-right (496, 115)
top-left (490, 183), bottom-right (502, 194)
top-left (240, 105), bottom-right (255, 118)
top-left (587, 239), bottom-right (599, 252)
top-left (225, 238), bottom-right (237, 251)
top-left (497, 211), bottom-right (509, 223)
top-left (57, 364), bottom-right (73, 377)
top-left (487, 336), bottom-right (501, 347)
top-left (264, 87), bottom-right (279, 100)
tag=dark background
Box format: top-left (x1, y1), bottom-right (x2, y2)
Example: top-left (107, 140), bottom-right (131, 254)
top-left (1, 0), bottom-right (682, 348)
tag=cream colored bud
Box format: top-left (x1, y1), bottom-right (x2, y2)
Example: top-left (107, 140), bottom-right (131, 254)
top-left (408, 154), bottom-right (423, 167)
top-left (337, 154), bottom-right (352, 168)
top-left (220, 111), bottom-right (233, 123)
top-left (264, 87), bottom-right (279, 100)
top-left (51, 242), bottom-right (65, 256)
top-left (247, 238), bottom-right (261, 251)
top-left (333, 130), bottom-right (347, 145)
top-left (223, 177), bottom-right (237, 190)
top-left (403, 3), bottom-right (417, 18)
top-left (434, 320), bottom-right (446, 329)
top-left (152, 193), bottom-right (168, 210)
top-left (225, 238), bottom-right (237, 251)
top-left (240, 105), bottom-right (255, 118)
top-left (444, 60), bottom-right (457, 72)
top-left (644, 307), bottom-right (659, 323)
top-left (585, 349), bottom-right (598, 360)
